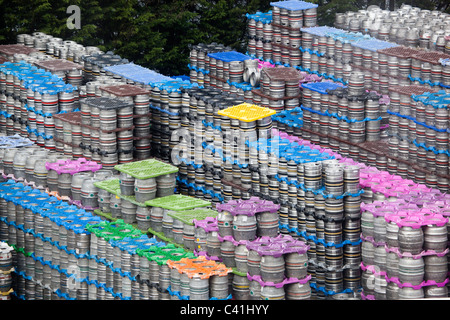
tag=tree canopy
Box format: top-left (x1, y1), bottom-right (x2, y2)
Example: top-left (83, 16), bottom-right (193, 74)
top-left (0, 0), bottom-right (448, 76)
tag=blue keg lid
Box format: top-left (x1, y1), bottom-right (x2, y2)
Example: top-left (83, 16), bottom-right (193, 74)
top-left (301, 81), bottom-right (346, 94)
top-left (270, 0), bottom-right (318, 11)
top-left (104, 63), bottom-right (173, 85)
top-left (70, 216), bottom-right (104, 234)
top-left (0, 134), bottom-right (34, 148)
top-left (110, 235), bottom-right (163, 254)
top-left (300, 26), bottom-right (340, 37)
top-left (246, 11), bottom-right (273, 23)
top-left (351, 39), bottom-right (399, 52)
top-left (207, 51), bottom-right (249, 62)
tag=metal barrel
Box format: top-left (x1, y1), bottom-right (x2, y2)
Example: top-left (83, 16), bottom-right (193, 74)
top-left (260, 254), bottom-right (285, 283)
top-left (232, 214), bottom-right (257, 241)
top-left (424, 255), bottom-right (448, 283)
top-left (234, 244), bottom-right (249, 274)
top-left (232, 274), bottom-right (250, 300)
top-left (423, 224), bottom-right (447, 252)
top-left (398, 226), bottom-right (424, 255)
top-left (119, 172), bottom-right (135, 196)
top-left (120, 199), bottom-right (137, 224)
top-left (256, 211), bottom-right (279, 237)
top-left (136, 206), bottom-right (151, 231)
top-left (249, 279), bottom-right (262, 300)
top-left (220, 240), bottom-right (236, 268)
top-left (97, 188), bottom-right (110, 213)
top-left (156, 173), bottom-right (176, 198)
top-left (284, 252), bottom-right (308, 279)
top-left (182, 224), bottom-right (196, 251)
top-left (209, 274), bottom-right (229, 300)
top-left (260, 285), bottom-right (285, 300)
top-left (398, 256), bottom-right (425, 286)
top-left (285, 282), bottom-right (311, 300)
top-left (134, 177), bottom-right (157, 203)
top-left (80, 177), bottom-right (100, 208)
top-left (247, 249), bottom-right (261, 276)
top-left (150, 206), bottom-right (164, 232)
top-left (217, 210), bottom-right (233, 237)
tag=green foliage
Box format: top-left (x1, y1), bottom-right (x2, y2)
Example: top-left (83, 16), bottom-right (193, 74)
top-left (0, 0), bottom-right (448, 76)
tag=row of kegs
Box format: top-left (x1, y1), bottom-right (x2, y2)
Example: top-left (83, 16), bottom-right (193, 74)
top-left (387, 86), bottom-right (450, 181)
top-left (335, 4), bottom-right (450, 53)
top-left (17, 32), bottom-right (102, 64)
top-left (300, 25), bottom-right (450, 92)
top-left (53, 80), bottom-right (154, 166)
top-left (0, 142), bottom-right (162, 215)
top-left (0, 89), bottom-right (79, 145)
top-left (248, 9), bottom-right (450, 96)
top-left (0, 61), bottom-right (80, 150)
top-left (0, 65), bottom-right (80, 111)
top-left (360, 197), bottom-right (450, 299)
top-left (0, 173), bottom-right (205, 300)
top-left (16, 31), bottom-right (131, 85)
top-left (0, 242), bottom-right (14, 300)
top-left (188, 42), bottom-right (233, 72)
top-left (294, 121), bottom-right (450, 193)
top-left (0, 144), bottom-right (121, 208)
top-left (86, 220), bottom-right (191, 300)
top-left (222, 235), bottom-right (312, 300)
top-left (301, 78), bottom-right (383, 143)
top-left (387, 133), bottom-right (450, 178)
top-left (0, 145), bottom-right (73, 188)
top-left (188, 43), bottom-right (241, 84)
top-left (388, 86), bottom-right (450, 132)
top-left (0, 48), bottom-right (85, 88)
top-left (246, 1), bottom-right (318, 67)
top-left (0, 179), bottom-right (105, 300)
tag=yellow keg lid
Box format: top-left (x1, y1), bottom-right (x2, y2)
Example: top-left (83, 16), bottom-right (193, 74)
top-left (218, 103), bottom-right (276, 122)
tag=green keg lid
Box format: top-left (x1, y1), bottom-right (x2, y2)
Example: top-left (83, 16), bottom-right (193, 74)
top-left (86, 219), bottom-right (143, 240)
top-left (136, 243), bottom-right (195, 264)
top-left (94, 178), bottom-right (121, 194)
top-left (168, 208), bottom-right (218, 225)
top-left (145, 194), bottom-right (211, 211)
top-left (114, 159), bottom-right (179, 179)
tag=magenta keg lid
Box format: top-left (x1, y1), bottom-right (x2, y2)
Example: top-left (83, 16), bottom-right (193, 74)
top-left (45, 158), bottom-right (102, 175)
top-left (386, 244), bottom-right (450, 260)
top-left (216, 198), bottom-right (279, 216)
top-left (385, 209), bottom-right (448, 229)
top-left (246, 235), bottom-right (309, 256)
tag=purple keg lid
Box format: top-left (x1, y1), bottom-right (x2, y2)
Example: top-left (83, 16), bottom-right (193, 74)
top-left (193, 217), bottom-right (218, 233)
